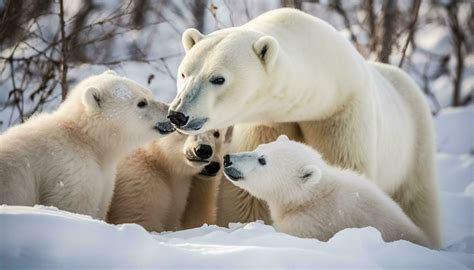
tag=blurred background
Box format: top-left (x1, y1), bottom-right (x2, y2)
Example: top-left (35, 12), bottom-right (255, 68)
top-left (0, 0), bottom-right (472, 130)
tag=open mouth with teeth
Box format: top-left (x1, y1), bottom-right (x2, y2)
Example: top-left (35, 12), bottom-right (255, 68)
top-left (224, 167), bottom-right (244, 181)
top-left (154, 121), bottom-right (176, 135)
top-left (185, 152), bottom-right (210, 165)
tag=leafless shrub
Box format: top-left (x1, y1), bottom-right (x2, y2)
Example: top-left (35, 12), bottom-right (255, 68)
top-left (0, 0), bottom-right (472, 130)
top-left (0, 0), bottom-right (174, 127)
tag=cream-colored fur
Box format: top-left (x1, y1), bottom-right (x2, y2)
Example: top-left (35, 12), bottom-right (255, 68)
top-left (181, 173), bottom-right (222, 229)
top-left (169, 8), bottom-right (440, 246)
top-left (0, 70), bottom-right (173, 219)
top-left (224, 136), bottom-right (432, 247)
top-left (107, 128), bottom-right (229, 232)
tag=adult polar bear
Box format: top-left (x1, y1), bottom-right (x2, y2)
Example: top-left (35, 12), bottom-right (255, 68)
top-left (168, 8), bottom-right (441, 247)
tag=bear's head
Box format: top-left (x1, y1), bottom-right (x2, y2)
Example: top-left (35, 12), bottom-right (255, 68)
top-left (60, 70), bottom-right (175, 149)
top-left (157, 126), bottom-right (233, 177)
top-left (168, 28), bottom-right (282, 133)
top-left (223, 135), bottom-right (324, 205)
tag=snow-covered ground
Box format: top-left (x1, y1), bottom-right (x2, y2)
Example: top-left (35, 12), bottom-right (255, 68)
top-left (1, 106), bottom-right (473, 269)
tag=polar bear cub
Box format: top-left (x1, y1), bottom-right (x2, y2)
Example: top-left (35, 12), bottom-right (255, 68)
top-left (107, 127), bottom-right (231, 232)
top-left (223, 135), bottom-right (431, 247)
top-left (0, 70), bottom-right (175, 219)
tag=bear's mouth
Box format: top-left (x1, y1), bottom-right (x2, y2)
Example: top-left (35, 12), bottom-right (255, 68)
top-left (185, 151), bottom-right (210, 166)
top-left (224, 167), bottom-right (244, 181)
top-left (199, 161), bottom-right (221, 177)
top-left (178, 117), bottom-right (208, 132)
top-left (187, 159), bottom-right (209, 165)
top-left (154, 121), bottom-right (176, 135)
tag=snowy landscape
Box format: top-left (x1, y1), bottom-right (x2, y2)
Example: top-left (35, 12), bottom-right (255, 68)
top-left (1, 0), bottom-right (473, 269)
top-left (1, 105), bottom-right (473, 269)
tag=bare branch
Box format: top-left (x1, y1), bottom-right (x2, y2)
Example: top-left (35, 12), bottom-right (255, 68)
top-left (399, 0), bottom-right (421, 67)
top-left (330, 0), bottom-right (359, 46)
top-left (445, 1), bottom-right (466, 107)
top-left (59, 0), bottom-right (68, 101)
top-left (378, 0), bottom-right (397, 63)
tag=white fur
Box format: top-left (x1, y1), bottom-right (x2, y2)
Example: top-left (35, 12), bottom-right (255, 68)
top-left (0, 71), bottom-right (172, 219)
top-left (224, 137), bottom-right (432, 247)
top-left (170, 8), bottom-right (440, 247)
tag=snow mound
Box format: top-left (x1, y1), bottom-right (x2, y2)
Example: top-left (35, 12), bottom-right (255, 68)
top-left (0, 206), bottom-right (471, 269)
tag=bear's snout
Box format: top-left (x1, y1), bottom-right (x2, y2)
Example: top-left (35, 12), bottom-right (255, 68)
top-left (194, 144), bottom-right (213, 159)
top-left (154, 121), bottom-right (175, 135)
top-left (223, 154), bottom-right (232, 167)
top-left (168, 110), bottom-right (189, 127)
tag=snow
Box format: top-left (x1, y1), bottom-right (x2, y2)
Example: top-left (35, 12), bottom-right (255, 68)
top-left (0, 207), bottom-right (471, 269)
top-left (435, 106), bottom-right (474, 154)
top-left (1, 106), bottom-right (473, 269)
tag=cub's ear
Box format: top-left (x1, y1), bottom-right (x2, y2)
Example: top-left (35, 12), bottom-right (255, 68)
top-left (224, 126), bottom-right (234, 144)
top-left (182, 28), bottom-right (204, 52)
top-left (299, 164), bottom-right (322, 185)
top-left (102, 70), bottom-right (118, 76)
top-left (82, 87), bottom-right (103, 111)
top-left (253, 36), bottom-right (279, 67)
top-left (276, 134), bottom-right (289, 142)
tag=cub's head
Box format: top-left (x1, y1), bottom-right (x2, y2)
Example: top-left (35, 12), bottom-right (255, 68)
top-left (168, 28), bottom-right (282, 133)
top-left (61, 70), bottom-right (175, 147)
top-left (161, 126), bottom-right (233, 177)
top-left (223, 135), bottom-right (324, 204)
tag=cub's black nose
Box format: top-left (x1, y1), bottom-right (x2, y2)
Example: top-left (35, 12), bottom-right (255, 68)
top-left (195, 144), bottom-right (213, 159)
top-left (223, 154), bottom-right (232, 167)
top-left (168, 110), bottom-right (189, 127)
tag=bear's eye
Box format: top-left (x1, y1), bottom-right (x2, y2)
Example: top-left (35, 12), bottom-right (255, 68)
top-left (137, 99), bottom-right (148, 108)
top-left (258, 157), bottom-right (266, 166)
top-left (181, 73), bottom-right (185, 79)
top-left (213, 131), bottom-right (220, 138)
top-left (210, 77), bottom-right (225, 85)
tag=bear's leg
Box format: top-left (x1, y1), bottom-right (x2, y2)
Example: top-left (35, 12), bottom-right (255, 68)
top-left (393, 155), bottom-right (442, 248)
top-left (181, 175), bottom-right (220, 229)
top-left (97, 177), bottom-right (116, 220)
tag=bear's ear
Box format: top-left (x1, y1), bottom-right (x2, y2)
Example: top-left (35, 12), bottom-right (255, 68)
top-left (253, 36), bottom-right (279, 68)
top-left (82, 87), bottom-right (103, 111)
top-left (102, 70), bottom-right (118, 76)
top-left (182, 28), bottom-right (204, 52)
top-left (277, 135), bottom-right (289, 142)
top-left (299, 164), bottom-right (322, 186)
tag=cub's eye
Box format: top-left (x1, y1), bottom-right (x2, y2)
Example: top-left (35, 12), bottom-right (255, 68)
top-left (137, 99), bottom-right (148, 108)
top-left (213, 131), bottom-right (220, 138)
top-left (210, 77), bottom-right (225, 85)
top-left (258, 157), bottom-right (266, 166)
top-left (181, 73), bottom-right (185, 79)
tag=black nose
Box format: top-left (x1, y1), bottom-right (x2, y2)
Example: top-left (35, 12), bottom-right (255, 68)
top-left (194, 144), bottom-right (213, 159)
top-left (223, 154), bottom-right (232, 167)
top-left (168, 110), bottom-right (189, 127)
